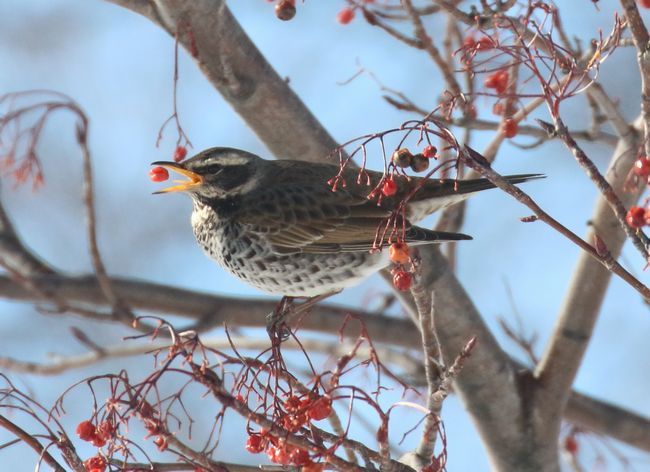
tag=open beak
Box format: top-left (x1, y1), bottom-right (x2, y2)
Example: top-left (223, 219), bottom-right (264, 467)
top-left (151, 161), bottom-right (203, 194)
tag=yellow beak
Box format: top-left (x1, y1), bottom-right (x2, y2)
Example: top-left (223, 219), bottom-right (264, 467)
top-left (151, 162), bottom-right (203, 194)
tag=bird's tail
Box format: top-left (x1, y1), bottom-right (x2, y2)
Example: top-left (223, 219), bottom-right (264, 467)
top-left (407, 173), bottom-right (544, 222)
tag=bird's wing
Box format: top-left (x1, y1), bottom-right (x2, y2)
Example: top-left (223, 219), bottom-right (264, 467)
top-left (235, 184), bottom-right (469, 254)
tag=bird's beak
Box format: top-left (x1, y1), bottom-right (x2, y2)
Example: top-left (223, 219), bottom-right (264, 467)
top-left (151, 161), bottom-right (204, 194)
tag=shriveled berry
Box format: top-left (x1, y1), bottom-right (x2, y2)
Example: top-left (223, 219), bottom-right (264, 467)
top-left (393, 270), bottom-right (412, 291)
top-left (410, 153), bottom-right (430, 173)
top-left (422, 145), bottom-right (437, 158)
top-left (633, 156), bottom-right (650, 177)
top-left (389, 242), bottom-right (410, 264)
top-left (275, 0), bottom-right (296, 21)
top-left (149, 166), bottom-right (169, 182)
top-left (381, 178), bottom-right (398, 197)
top-left (501, 119), bottom-right (518, 138)
top-left (626, 206), bottom-right (646, 228)
top-left (337, 7), bottom-right (355, 24)
top-left (173, 145), bottom-right (188, 162)
top-left (392, 148), bottom-right (413, 168)
top-left (308, 395), bottom-right (332, 421)
top-left (245, 433), bottom-right (265, 454)
top-left (76, 420), bottom-right (96, 442)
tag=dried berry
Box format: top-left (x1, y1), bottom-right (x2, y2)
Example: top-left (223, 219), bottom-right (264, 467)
top-left (275, 0), bottom-right (296, 21)
top-left (393, 270), bottom-right (412, 291)
top-left (392, 148), bottom-right (413, 168)
top-left (410, 153), bottom-right (430, 173)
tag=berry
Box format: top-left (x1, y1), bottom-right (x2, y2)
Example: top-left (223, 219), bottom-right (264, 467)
top-left (275, 0), bottom-right (296, 21)
top-left (154, 435), bottom-right (168, 452)
top-left (149, 166), bottom-right (169, 182)
top-left (476, 36), bottom-right (493, 50)
top-left (410, 153), bottom-right (430, 173)
top-left (564, 435), bottom-right (578, 454)
top-left (245, 433), bottom-right (265, 454)
top-left (392, 148), bottom-right (413, 168)
top-left (422, 145), bottom-right (437, 159)
top-left (83, 455), bottom-right (106, 472)
top-left (393, 270), bottom-right (412, 291)
top-left (389, 242), bottom-right (410, 264)
top-left (90, 435), bottom-right (106, 448)
top-left (290, 447), bottom-right (311, 466)
top-left (173, 145), bottom-right (188, 162)
top-left (633, 156), bottom-right (650, 177)
top-left (268, 445), bottom-right (291, 465)
top-left (337, 7), bottom-right (355, 24)
top-left (381, 178), bottom-right (398, 197)
top-left (492, 102), bottom-right (504, 116)
top-left (284, 395), bottom-right (301, 413)
top-left (308, 395), bottom-right (332, 421)
top-left (626, 206), bottom-right (646, 228)
top-left (485, 70), bottom-right (509, 94)
top-left (95, 421), bottom-right (114, 441)
top-left (640, 0), bottom-right (650, 8)
top-left (463, 35), bottom-right (476, 49)
top-left (501, 119), bottom-right (518, 138)
top-left (76, 421), bottom-right (96, 442)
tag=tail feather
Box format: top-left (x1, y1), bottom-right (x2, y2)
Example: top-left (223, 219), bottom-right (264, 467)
top-left (407, 173), bottom-right (544, 223)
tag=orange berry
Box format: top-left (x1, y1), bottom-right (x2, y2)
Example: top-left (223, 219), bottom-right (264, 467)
top-left (501, 119), bottom-right (518, 138)
top-left (389, 242), bottom-right (410, 264)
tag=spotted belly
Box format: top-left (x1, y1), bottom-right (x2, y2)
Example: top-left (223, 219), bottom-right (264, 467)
top-left (193, 220), bottom-right (387, 297)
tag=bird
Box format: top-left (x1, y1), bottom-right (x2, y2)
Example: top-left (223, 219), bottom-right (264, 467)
top-left (152, 147), bottom-right (541, 297)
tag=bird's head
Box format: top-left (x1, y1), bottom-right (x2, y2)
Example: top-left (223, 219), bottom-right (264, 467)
top-left (151, 147), bottom-right (261, 201)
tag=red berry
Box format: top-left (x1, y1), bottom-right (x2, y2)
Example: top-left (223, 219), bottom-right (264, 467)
top-left (76, 421), bottom-right (96, 442)
top-left (476, 36), bottom-right (493, 50)
top-left (422, 145), bottom-right (437, 159)
top-left (275, 0), bottom-right (296, 21)
top-left (83, 455), bottom-right (106, 472)
top-left (381, 178), bottom-right (398, 197)
top-left (626, 206), bottom-right (646, 228)
top-left (245, 434), bottom-right (265, 454)
top-left (393, 270), bottom-right (412, 291)
top-left (308, 395), bottom-right (332, 421)
top-left (173, 145), bottom-right (188, 162)
top-left (564, 435), bottom-right (578, 454)
top-left (640, 0), bottom-right (650, 8)
top-left (284, 395), bottom-right (301, 412)
top-left (492, 102), bottom-right (505, 116)
top-left (337, 7), bottom-right (355, 24)
top-left (290, 447), bottom-right (311, 466)
top-left (95, 421), bottom-right (114, 441)
top-left (633, 156), bottom-right (650, 177)
top-left (501, 119), bottom-right (518, 138)
top-left (389, 242), bottom-right (410, 264)
top-left (90, 435), bottom-right (106, 448)
top-left (268, 445), bottom-right (291, 465)
top-left (485, 70), bottom-right (509, 94)
top-left (154, 435), bottom-right (168, 451)
top-left (149, 166), bottom-right (169, 182)
top-left (463, 35), bottom-right (476, 49)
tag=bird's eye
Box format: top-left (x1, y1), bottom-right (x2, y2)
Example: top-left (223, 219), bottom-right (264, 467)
top-left (197, 164), bottom-right (223, 175)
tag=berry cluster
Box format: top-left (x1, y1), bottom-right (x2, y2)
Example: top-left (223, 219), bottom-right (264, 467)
top-left (391, 146), bottom-right (437, 174)
top-left (82, 455), bottom-right (106, 472)
top-left (76, 419), bottom-right (114, 448)
top-left (625, 156), bottom-right (650, 228)
top-left (245, 393), bottom-right (331, 469)
top-left (389, 242), bottom-right (413, 291)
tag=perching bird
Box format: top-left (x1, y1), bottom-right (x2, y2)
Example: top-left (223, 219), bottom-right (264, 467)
top-left (152, 147), bottom-right (540, 296)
